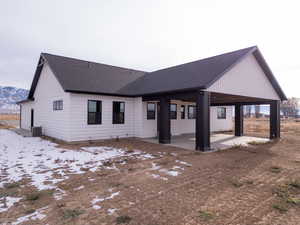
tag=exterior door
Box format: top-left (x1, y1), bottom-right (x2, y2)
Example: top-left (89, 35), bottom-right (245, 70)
top-left (31, 109), bottom-right (34, 128)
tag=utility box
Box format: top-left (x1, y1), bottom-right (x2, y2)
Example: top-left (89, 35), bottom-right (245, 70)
top-left (32, 127), bottom-right (42, 137)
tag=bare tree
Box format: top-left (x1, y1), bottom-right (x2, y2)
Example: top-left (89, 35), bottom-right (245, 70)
top-left (255, 105), bottom-right (260, 118)
top-left (281, 97), bottom-right (299, 118)
top-left (245, 105), bottom-right (252, 117)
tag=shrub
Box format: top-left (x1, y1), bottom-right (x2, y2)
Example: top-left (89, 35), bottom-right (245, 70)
top-left (270, 166), bottom-right (282, 173)
top-left (199, 210), bottom-right (215, 221)
top-left (116, 215), bottom-right (132, 224)
top-left (230, 179), bottom-right (243, 188)
top-left (4, 182), bottom-right (20, 189)
top-left (286, 197), bottom-right (300, 205)
top-left (25, 209), bottom-right (36, 214)
top-left (272, 204), bottom-right (288, 213)
top-left (288, 180), bottom-right (300, 189)
top-left (62, 209), bottom-right (85, 220)
top-left (272, 185), bottom-right (290, 199)
top-left (25, 189), bottom-right (54, 201)
top-left (25, 193), bottom-right (40, 201)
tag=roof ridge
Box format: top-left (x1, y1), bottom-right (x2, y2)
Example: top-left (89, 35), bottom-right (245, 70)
top-left (148, 46), bottom-right (257, 74)
top-left (41, 52), bottom-right (147, 73)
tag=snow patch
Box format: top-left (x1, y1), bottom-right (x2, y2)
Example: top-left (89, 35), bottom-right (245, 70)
top-left (53, 188), bottom-right (67, 200)
top-left (12, 207), bottom-right (47, 225)
top-left (74, 185), bottom-right (84, 191)
top-left (107, 208), bottom-right (117, 215)
top-left (150, 173), bottom-right (168, 181)
top-left (0, 196), bottom-right (22, 213)
top-left (175, 160), bottom-right (192, 167)
top-left (159, 169), bottom-right (180, 176)
top-left (92, 205), bottom-right (102, 210)
top-left (149, 163), bottom-right (161, 171)
top-left (0, 130), bottom-right (153, 192)
top-left (91, 191), bottom-right (120, 210)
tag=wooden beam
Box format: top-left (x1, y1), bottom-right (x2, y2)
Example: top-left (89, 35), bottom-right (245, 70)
top-left (270, 100), bottom-right (280, 139)
top-left (235, 104), bottom-right (244, 136)
top-left (195, 91), bottom-right (211, 151)
top-left (211, 101), bottom-right (272, 106)
top-left (158, 97), bottom-right (171, 144)
top-left (142, 91), bottom-right (199, 102)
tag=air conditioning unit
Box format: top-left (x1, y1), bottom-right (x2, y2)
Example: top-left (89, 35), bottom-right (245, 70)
top-left (32, 126), bottom-right (42, 137)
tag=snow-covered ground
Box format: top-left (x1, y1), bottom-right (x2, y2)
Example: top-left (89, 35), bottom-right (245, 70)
top-left (0, 129), bottom-right (155, 213)
top-left (11, 207), bottom-right (48, 225)
top-left (0, 197), bottom-right (22, 213)
top-left (91, 189), bottom-right (120, 210)
top-left (148, 160), bottom-right (192, 180)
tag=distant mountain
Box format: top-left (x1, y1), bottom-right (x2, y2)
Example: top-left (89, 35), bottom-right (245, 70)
top-left (0, 86), bottom-right (29, 113)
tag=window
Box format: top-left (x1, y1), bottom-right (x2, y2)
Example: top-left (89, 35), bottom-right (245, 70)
top-left (181, 105), bottom-right (185, 119)
top-left (188, 105), bottom-right (196, 119)
top-left (217, 107), bottom-right (226, 119)
top-left (88, 100), bottom-right (102, 124)
top-left (147, 103), bottom-right (156, 120)
top-left (113, 101), bottom-right (125, 124)
top-left (170, 104), bottom-right (177, 120)
top-left (53, 100), bottom-right (63, 110)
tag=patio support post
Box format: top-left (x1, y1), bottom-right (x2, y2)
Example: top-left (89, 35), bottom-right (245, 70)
top-left (235, 104), bottom-right (244, 136)
top-left (270, 100), bottom-right (280, 139)
top-left (159, 97), bottom-right (171, 144)
top-left (195, 91), bottom-right (211, 151)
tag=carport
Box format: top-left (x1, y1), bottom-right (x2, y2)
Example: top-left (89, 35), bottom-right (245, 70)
top-left (138, 47), bottom-right (286, 151)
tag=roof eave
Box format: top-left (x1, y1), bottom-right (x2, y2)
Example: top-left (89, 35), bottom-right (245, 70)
top-left (65, 89), bottom-right (136, 98)
top-left (17, 98), bottom-right (34, 104)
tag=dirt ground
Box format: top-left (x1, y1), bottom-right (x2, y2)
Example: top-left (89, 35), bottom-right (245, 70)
top-left (1, 118), bottom-right (300, 225)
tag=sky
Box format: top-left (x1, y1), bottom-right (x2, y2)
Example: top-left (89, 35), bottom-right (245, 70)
top-left (0, 0), bottom-right (299, 98)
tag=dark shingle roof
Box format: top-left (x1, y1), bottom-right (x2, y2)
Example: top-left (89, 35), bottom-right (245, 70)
top-left (27, 46), bottom-right (287, 100)
top-left (119, 46), bottom-right (256, 95)
top-left (42, 53), bottom-right (146, 95)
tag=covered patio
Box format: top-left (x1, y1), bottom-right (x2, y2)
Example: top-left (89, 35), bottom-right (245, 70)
top-left (138, 47), bottom-right (286, 152)
top-left (143, 91), bottom-right (281, 151)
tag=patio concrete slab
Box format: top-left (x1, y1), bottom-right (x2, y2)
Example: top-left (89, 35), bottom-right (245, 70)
top-left (143, 133), bottom-right (269, 151)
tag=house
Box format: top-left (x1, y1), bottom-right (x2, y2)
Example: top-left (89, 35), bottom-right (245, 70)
top-left (18, 46), bottom-right (286, 151)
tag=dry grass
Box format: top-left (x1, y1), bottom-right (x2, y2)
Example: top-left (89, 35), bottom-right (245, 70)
top-left (244, 117), bottom-right (300, 137)
top-left (0, 114), bottom-right (20, 120)
top-left (0, 113), bottom-right (19, 129)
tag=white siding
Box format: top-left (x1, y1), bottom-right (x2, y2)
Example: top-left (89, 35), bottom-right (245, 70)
top-left (140, 100), bottom-right (233, 138)
top-left (68, 93), bottom-right (138, 141)
top-left (210, 106), bottom-right (233, 132)
top-left (208, 53), bottom-right (280, 100)
top-left (20, 63), bottom-right (71, 141)
top-left (20, 101), bottom-right (34, 130)
top-left (67, 97), bottom-right (233, 141)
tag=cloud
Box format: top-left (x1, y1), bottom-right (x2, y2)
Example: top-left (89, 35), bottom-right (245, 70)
top-left (0, 0), bottom-right (299, 97)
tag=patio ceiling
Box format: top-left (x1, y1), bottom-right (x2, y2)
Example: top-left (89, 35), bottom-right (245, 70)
top-left (142, 91), bottom-right (272, 105)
